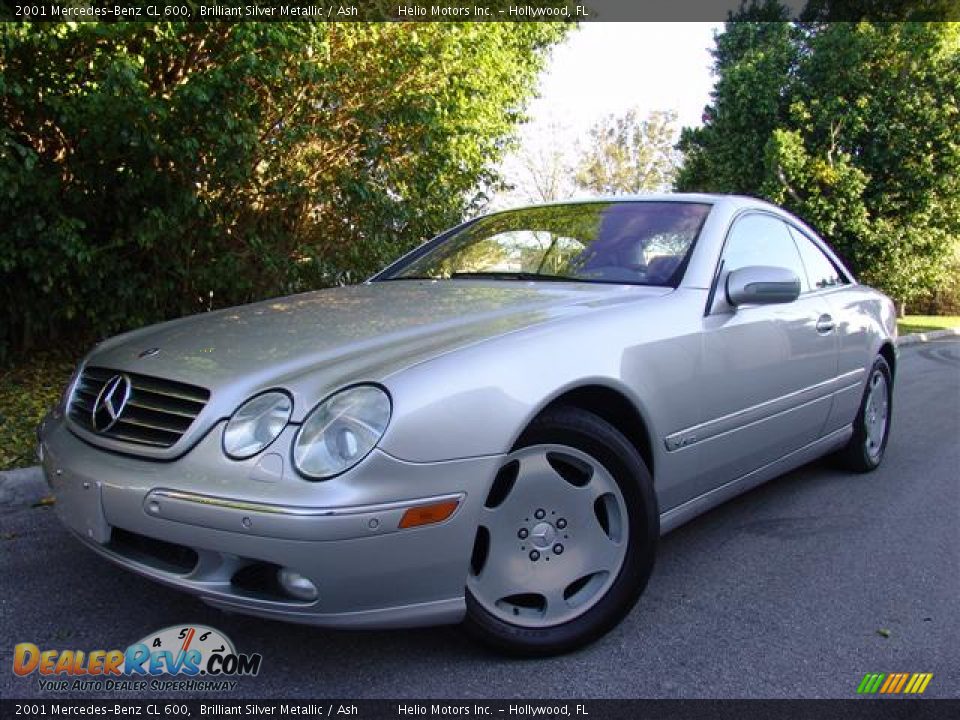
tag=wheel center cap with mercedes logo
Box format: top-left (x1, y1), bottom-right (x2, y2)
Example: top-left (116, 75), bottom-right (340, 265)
top-left (92, 374), bottom-right (132, 432)
top-left (530, 521), bottom-right (557, 549)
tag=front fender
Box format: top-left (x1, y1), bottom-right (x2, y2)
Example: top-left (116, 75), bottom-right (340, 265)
top-left (377, 294), bottom-right (704, 472)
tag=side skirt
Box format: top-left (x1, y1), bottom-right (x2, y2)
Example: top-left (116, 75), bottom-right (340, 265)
top-left (659, 425), bottom-right (853, 535)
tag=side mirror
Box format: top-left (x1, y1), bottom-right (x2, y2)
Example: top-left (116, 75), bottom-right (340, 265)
top-left (725, 265), bottom-right (801, 306)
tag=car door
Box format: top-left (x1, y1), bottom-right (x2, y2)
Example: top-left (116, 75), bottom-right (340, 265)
top-left (787, 225), bottom-right (864, 435)
top-left (692, 212), bottom-right (838, 493)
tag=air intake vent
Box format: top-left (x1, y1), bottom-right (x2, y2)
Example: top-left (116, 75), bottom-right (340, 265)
top-left (68, 366), bottom-right (210, 449)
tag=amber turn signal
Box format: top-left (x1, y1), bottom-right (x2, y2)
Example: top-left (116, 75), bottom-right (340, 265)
top-left (398, 499), bottom-right (460, 529)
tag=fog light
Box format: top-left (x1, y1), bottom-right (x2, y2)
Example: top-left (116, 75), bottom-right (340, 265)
top-left (277, 568), bottom-right (318, 601)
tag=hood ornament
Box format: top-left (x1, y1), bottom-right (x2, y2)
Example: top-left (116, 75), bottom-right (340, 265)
top-left (139, 347), bottom-right (160, 358)
top-left (92, 374), bottom-right (132, 432)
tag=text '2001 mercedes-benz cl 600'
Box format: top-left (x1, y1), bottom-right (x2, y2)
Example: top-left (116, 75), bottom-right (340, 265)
top-left (40, 195), bottom-right (897, 655)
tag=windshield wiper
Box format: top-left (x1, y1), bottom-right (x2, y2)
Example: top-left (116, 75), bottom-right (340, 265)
top-left (451, 271), bottom-right (573, 282)
top-left (378, 275), bottom-right (442, 281)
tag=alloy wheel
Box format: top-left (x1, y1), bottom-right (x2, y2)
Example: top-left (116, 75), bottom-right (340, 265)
top-left (467, 444), bottom-right (629, 628)
top-left (864, 368), bottom-right (889, 461)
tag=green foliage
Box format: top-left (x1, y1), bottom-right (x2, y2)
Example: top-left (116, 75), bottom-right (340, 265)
top-left (0, 351), bottom-right (76, 470)
top-left (678, 13), bottom-right (796, 195)
top-left (0, 22), bottom-right (569, 357)
top-left (677, 15), bottom-right (960, 311)
top-left (575, 109), bottom-right (681, 195)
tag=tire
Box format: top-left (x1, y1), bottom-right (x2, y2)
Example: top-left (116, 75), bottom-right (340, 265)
top-left (463, 406), bottom-right (658, 656)
top-left (835, 355), bottom-right (893, 472)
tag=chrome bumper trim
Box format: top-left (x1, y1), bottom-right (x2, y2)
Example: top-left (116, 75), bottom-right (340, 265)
top-left (140, 488), bottom-right (467, 541)
top-left (147, 488), bottom-right (465, 517)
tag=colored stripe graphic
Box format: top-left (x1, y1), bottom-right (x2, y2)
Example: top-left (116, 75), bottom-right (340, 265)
top-left (879, 674), bottom-right (898, 693)
top-left (857, 672), bottom-right (933, 694)
top-left (857, 673), bottom-right (885, 694)
top-left (905, 673), bottom-right (934, 694)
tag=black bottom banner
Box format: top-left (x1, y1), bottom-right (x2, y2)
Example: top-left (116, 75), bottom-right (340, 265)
top-left (3, 699), bottom-right (960, 720)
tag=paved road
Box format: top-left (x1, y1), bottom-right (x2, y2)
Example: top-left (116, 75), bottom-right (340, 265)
top-left (2, 340), bottom-right (957, 700)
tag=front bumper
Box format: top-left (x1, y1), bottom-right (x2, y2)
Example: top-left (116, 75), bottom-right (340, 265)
top-left (39, 413), bottom-right (502, 628)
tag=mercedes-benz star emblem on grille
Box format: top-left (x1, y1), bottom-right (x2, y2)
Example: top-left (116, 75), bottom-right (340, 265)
top-left (91, 374), bottom-right (132, 432)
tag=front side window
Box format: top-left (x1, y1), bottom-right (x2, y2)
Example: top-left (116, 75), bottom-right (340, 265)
top-left (722, 214), bottom-right (806, 279)
top-left (788, 226), bottom-right (848, 291)
top-left (379, 202), bottom-right (713, 287)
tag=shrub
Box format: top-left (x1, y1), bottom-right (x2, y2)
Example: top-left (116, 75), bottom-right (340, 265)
top-left (0, 22), bottom-right (569, 359)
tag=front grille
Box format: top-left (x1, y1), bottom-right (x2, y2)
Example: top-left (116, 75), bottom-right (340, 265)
top-left (68, 366), bottom-right (210, 449)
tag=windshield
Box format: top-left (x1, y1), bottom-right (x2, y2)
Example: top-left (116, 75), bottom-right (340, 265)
top-left (378, 201), bottom-right (712, 286)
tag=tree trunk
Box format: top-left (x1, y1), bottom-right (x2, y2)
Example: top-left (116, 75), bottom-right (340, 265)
top-left (898, 300), bottom-right (907, 318)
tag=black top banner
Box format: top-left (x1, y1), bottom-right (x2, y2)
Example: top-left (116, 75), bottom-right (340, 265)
top-left (1, 0), bottom-right (959, 22)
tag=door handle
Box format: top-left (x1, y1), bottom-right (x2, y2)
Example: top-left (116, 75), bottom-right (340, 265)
top-left (816, 314), bottom-right (835, 334)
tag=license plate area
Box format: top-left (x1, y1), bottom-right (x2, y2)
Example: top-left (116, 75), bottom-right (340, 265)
top-left (49, 466), bottom-right (111, 545)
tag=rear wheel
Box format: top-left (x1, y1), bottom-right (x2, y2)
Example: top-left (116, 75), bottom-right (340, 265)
top-left (463, 406), bottom-right (658, 656)
top-left (835, 355), bottom-right (893, 472)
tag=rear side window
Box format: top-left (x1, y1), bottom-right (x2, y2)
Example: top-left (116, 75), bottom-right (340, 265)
top-left (722, 214), bottom-right (806, 280)
top-left (788, 226), bottom-right (848, 291)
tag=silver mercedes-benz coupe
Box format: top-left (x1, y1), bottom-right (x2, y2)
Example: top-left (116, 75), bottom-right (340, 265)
top-left (39, 194), bottom-right (897, 655)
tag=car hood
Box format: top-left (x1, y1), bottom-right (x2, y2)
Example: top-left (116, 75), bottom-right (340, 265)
top-left (84, 280), bottom-right (670, 424)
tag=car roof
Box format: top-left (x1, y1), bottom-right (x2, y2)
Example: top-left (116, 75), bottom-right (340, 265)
top-left (499, 193), bottom-right (776, 212)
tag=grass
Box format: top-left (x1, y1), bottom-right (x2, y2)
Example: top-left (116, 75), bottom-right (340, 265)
top-left (0, 352), bottom-right (78, 471)
top-left (897, 315), bottom-right (960, 336)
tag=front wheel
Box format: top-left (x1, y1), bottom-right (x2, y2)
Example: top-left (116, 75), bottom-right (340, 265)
top-left (835, 355), bottom-right (893, 472)
top-left (463, 406), bottom-right (658, 656)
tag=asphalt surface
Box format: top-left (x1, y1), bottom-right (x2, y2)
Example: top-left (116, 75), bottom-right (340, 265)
top-left (1, 339), bottom-right (957, 700)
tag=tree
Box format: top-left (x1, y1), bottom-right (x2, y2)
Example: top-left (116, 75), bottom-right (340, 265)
top-left (677, 11), bottom-right (960, 314)
top-left (675, 5), bottom-right (795, 194)
top-left (496, 120), bottom-right (579, 207)
top-left (0, 22), bottom-right (570, 356)
top-left (575, 109), bottom-right (681, 195)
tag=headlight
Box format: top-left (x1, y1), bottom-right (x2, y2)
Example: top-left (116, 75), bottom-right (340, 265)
top-left (293, 385), bottom-right (391, 479)
top-left (223, 391), bottom-right (293, 459)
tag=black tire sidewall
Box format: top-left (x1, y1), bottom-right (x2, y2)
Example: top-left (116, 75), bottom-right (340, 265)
top-left (464, 406), bottom-right (658, 657)
top-left (844, 355), bottom-right (893, 472)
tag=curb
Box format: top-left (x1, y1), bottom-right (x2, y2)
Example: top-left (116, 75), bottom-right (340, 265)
top-left (897, 327), bottom-right (960, 346)
top-left (0, 328), bottom-right (956, 508)
top-left (0, 466), bottom-right (48, 508)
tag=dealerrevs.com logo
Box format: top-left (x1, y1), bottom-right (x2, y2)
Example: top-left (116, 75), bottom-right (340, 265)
top-left (13, 624), bottom-right (262, 692)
